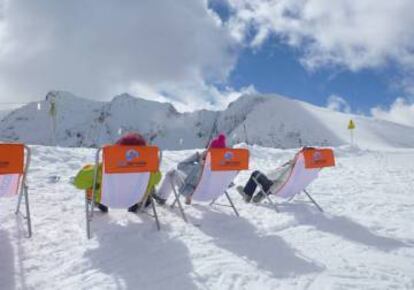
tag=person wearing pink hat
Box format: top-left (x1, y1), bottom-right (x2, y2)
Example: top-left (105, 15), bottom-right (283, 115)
top-left (209, 133), bottom-right (226, 148)
top-left (154, 134), bottom-right (227, 205)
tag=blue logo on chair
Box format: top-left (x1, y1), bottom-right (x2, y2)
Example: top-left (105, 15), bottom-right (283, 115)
top-left (224, 151), bottom-right (234, 160)
top-left (125, 149), bottom-right (140, 161)
top-left (312, 151), bottom-right (322, 162)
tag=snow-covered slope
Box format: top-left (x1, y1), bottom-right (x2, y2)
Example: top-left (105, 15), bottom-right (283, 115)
top-left (0, 109), bottom-right (11, 121)
top-left (219, 95), bottom-right (414, 149)
top-left (1, 145), bottom-right (413, 289)
top-left (0, 91), bottom-right (218, 149)
top-left (1, 91), bottom-right (414, 149)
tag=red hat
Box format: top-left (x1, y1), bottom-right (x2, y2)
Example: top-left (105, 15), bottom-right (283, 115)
top-left (116, 132), bottom-right (147, 146)
top-left (209, 133), bottom-right (226, 148)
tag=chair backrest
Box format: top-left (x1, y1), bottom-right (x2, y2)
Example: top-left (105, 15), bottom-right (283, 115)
top-left (98, 145), bottom-right (159, 208)
top-left (0, 144), bottom-right (29, 198)
top-left (273, 147), bottom-right (335, 199)
top-left (191, 148), bottom-right (249, 202)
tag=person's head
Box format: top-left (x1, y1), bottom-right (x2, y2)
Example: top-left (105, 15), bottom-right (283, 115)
top-left (209, 133), bottom-right (226, 149)
top-left (116, 132), bottom-right (146, 146)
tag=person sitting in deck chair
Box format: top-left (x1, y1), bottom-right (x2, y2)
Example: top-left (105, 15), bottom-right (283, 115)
top-left (73, 132), bottom-right (162, 212)
top-left (154, 133), bottom-right (227, 205)
top-left (237, 147), bottom-right (334, 212)
top-left (236, 158), bottom-right (294, 203)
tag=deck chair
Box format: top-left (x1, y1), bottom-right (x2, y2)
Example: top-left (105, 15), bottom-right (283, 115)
top-left (171, 148), bottom-right (249, 222)
top-left (253, 147), bottom-right (335, 213)
top-left (86, 145), bottom-right (161, 239)
top-left (0, 143), bottom-right (32, 238)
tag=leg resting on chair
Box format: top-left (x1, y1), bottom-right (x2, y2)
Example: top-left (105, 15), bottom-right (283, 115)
top-left (252, 175), bottom-right (279, 212)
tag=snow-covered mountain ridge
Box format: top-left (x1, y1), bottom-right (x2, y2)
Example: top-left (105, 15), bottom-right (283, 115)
top-left (1, 90), bottom-right (414, 149)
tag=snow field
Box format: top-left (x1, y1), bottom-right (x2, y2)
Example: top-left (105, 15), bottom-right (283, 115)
top-left (0, 145), bottom-right (413, 290)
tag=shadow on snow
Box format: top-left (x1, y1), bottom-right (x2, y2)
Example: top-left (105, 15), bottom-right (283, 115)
top-left (281, 203), bottom-right (409, 251)
top-left (84, 214), bottom-right (197, 290)
top-left (0, 230), bottom-right (15, 290)
top-left (193, 208), bottom-right (323, 278)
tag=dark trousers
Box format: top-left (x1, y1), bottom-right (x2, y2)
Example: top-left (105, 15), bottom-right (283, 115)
top-left (243, 170), bottom-right (273, 197)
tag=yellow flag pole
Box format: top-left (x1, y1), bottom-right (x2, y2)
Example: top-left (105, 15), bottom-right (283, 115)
top-left (350, 129), bottom-right (354, 146)
top-left (347, 119), bottom-right (356, 146)
top-left (49, 96), bottom-right (57, 146)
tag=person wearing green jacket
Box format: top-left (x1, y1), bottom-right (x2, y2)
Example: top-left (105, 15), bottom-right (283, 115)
top-left (73, 132), bottom-right (162, 213)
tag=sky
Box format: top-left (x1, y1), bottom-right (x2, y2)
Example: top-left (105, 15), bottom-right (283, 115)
top-left (1, 0), bottom-right (414, 126)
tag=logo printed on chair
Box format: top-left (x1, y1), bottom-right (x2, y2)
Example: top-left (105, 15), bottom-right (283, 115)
top-left (104, 145), bottom-right (159, 173)
top-left (303, 148), bottom-right (335, 169)
top-left (312, 151), bottom-right (322, 162)
top-left (223, 151), bottom-right (234, 162)
top-left (117, 148), bottom-right (145, 168)
top-left (210, 148), bottom-right (249, 171)
top-left (125, 149), bottom-right (140, 161)
top-left (219, 151), bottom-right (237, 167)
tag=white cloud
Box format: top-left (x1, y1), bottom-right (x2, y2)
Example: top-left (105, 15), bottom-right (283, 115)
top-left (128, 81), bottom-right (256, 112)
top-left (326, 94), bottom-right (351, 114)
top-left (371, 98), bottom-right (414, 127)
top-left (0, 0), bottom-right (239, 110)
top-left (226, 0), bottom-right (414, 93)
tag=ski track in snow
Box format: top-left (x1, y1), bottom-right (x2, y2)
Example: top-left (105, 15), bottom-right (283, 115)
top-left (1, 145), bottom-right (414, 290)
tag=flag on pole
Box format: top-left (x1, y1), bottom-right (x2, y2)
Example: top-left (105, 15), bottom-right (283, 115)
top-left (49, 97), bottom-right (57, 145)
top-left (347, 119), bottom-right (355, 130)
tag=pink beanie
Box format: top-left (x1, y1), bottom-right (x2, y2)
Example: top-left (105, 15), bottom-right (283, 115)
top-left (210, 133), bottom-right (226, 148)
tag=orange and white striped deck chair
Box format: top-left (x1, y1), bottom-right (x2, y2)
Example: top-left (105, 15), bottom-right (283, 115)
top-left (0, 143), bottom-right (32, 237)
top-left (253, 147), bottom-right (335, 212)
top-left (86, 145), bottom-right (161, 239)
top-left (171, 148), bottom-right (249, 222)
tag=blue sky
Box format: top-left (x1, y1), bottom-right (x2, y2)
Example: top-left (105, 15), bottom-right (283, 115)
top-left (232, 42), bottom-right (402, 113)
top-left (208, 1), bottom-right (407, 114)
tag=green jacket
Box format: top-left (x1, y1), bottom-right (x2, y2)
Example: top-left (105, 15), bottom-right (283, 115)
top-left (73, 163), bottom-right (162, 202)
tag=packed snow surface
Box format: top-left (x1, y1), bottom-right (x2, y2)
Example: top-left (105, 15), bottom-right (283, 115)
top-left (1, 145), bottom-right (413, 289)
